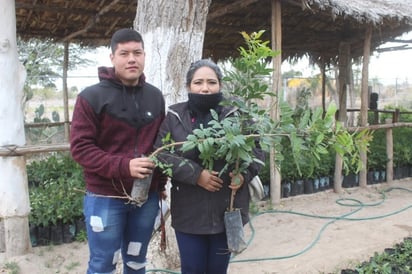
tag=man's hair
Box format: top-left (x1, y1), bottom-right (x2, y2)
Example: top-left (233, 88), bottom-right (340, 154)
top-left (110, 28), bottom-right (144, 53)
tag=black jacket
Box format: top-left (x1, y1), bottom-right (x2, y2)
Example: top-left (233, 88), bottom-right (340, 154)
top-left (154, 100), bottom-right (264, 234)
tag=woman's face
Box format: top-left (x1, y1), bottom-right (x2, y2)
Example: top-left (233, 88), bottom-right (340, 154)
top-left (189, 66), bottom-right (221, 94)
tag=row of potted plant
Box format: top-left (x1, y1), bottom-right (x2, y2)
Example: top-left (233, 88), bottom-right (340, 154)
top-left (365, 108), bottom-right (412, 185)
top-left (257, 84), bottom-right (372, 197)
top-left (27, 152), bottom-right (85, 246)
top-left (341, 237), bottom-right (412, 273)
top-left (257, 99), bottom-right (412, 196)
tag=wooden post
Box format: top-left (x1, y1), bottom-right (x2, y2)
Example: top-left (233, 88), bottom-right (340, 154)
top-left (359, 25), bottom-right (372, 188)
top-left (373, 110), bottom-right (379, 124)
top-left (269, 0), bottom-right (282, 205)
top-left (394, 109), bottom-right (400, 123)
top-left (320, 60), bottom-right (326, 115)
top-left (385, 118), bottom-right (393, 183)
top-left (63, 42), bottom-right (70, 141)
top-left (334, 42), bottom-right (350, 194)
top-left (0, 0), bottom-right (31, 256)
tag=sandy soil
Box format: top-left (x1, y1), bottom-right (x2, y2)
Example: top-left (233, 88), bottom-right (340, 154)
top-left (1, 179), bottom-right (412, 274)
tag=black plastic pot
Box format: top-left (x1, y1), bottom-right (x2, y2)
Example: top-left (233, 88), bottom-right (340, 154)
top-left (303, 179), bottom-right (314, 194)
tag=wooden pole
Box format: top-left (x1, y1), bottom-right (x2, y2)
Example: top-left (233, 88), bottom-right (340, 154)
top-left (321, 60), bottom-right (326, 115)
top-left (334, 42), bottom-right (350, 194)
top-left (63, 42), bottom-right (70, 141)
top-left (385, 118), bottom-right (394, 183)
top-left (269, 0), bottom-right (282, 205)
top-left (0, 144), bottom-right (69, 157)
top-left (359, 25), bottom-right (372, 188)
top-left (0, 0), bottom-right (31, 256)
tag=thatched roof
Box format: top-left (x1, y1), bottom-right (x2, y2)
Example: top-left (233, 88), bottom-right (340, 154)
top-left (16, 0), bottom-right (136, 46)
top-left (15, 0), bottom-right (412, 63)
top-left (204, 0), bottom-right (412, 62)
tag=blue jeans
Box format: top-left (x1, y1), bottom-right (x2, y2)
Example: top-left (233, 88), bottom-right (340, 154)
top-left (175, 231), bottom-right (231, 274)
top-left (84, 191), bottom-right (159, 274)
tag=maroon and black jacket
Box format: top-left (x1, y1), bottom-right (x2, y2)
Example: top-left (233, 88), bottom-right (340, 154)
top-left (70, 66), bottom-right (166, 197)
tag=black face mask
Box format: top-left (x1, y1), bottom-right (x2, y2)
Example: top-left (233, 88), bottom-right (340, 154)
top-left (188, 92), bottom-right (223, 113)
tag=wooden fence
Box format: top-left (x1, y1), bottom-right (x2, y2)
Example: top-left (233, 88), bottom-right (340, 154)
top-left (1, 108), bottom-right (411, 189)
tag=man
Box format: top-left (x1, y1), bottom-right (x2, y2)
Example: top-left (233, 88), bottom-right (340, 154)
top-left (70, 28), bottom-right (166, 274)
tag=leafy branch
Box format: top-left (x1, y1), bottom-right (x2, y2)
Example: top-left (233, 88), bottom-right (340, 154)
top-left (173, 30), bottom-right (371, 180)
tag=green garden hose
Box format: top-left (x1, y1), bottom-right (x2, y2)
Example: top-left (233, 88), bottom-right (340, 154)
top-left (146, 186), bottom-right (412, 273)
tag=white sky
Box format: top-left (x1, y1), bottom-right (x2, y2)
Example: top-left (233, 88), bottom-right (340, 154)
top-left (68, 32), bottom-right (412, 90)
top-left (369, 32), bottom-right (412, 83)
top-left (282, 32), bottom-right (412, 85)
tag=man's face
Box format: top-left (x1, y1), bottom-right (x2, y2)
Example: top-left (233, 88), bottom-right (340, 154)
top-left (110, 41), bottom-right (145, 86)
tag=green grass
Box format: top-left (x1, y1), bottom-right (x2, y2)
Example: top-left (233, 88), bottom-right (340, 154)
top-left (3, 261), bottom-right (20, 274)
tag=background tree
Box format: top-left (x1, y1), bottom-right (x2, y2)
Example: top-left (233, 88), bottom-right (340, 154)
top-left (17, 37), bottom-right (95, 104)
top-left (135, 0), bottom-right (212, 106)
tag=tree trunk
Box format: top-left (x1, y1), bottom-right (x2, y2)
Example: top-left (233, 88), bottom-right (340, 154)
top-left (134, 0), bottom-right (211, 106)
top-left (0, 0), bottom-right (31, 256)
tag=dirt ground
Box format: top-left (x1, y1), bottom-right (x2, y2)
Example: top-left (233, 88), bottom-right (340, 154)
top-left (1, 179), bottom-right (412, 274)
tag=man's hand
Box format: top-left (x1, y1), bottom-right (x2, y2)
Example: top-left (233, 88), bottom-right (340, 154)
top-left (129, 157), bottom-right (155, 179)
top-left (196, 170), bottom-right (224, 192)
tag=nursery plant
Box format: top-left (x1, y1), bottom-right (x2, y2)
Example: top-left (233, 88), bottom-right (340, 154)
top-left (341, 237), bottom-right (412, 273)
top-left (115, 30), bottom-right (371, 206)
top-left (28, 152), bottom-right (84, 244)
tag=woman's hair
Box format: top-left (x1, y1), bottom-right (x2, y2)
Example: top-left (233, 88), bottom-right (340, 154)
top-left (186, 59), bottom-right (223, 86)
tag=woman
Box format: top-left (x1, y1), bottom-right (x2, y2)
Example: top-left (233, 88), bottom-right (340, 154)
top-left (154, 59), bottom-right (263, 274)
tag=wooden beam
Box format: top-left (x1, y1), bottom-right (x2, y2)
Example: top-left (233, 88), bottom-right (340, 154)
top-left (376, 45), bottom-right (412, 53)
top-left (283, 0), bottom-right (312, 10)
top-left (16, 3), bottom-right (98, 15)
top-left (61, 0), bottom-right (122, 42)
top-left (0, 144), bottom-right (69, 157)
top-left (347, 122), bottom-right (412, 132)
top-left (391, 39), bottom-right (412, 43)
top-left (207, 0), bottom-right (261, 20)
top-left (19, 0), bottom-right (38, 31)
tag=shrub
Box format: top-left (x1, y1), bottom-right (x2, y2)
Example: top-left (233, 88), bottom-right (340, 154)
top-left (341, 237), bottom-right (412, 273)
top-left (28, 152), bottom-right (84, 227)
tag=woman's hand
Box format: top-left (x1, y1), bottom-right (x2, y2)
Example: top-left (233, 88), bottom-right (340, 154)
top-left (196, 170), bottom-right (224, 192)
top-left (229, 172), bottom-right (244, 191)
